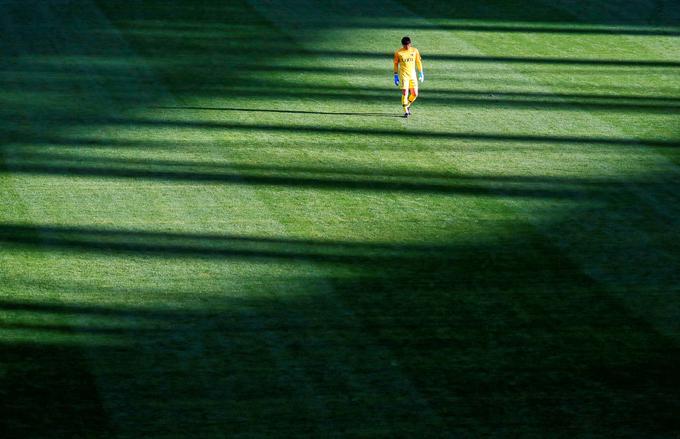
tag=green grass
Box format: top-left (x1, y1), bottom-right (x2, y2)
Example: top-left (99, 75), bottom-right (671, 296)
top-left (1, 0), bottom-right (679, 437)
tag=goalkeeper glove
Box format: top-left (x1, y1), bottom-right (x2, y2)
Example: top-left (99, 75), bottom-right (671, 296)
top-left (394, 73), bottom-right (399, 86)
top-left (418, 71), bottom-right (424, 82)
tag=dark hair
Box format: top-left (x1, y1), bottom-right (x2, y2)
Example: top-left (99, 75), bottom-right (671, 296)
top-left (401, 36), bottom-right (411, 45)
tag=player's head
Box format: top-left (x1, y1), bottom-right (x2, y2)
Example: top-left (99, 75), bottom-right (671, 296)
top-left (401, 36), bottom-right (411, 47)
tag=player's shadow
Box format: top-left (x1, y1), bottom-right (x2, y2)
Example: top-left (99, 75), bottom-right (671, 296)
top-left (152, 106), bottom-right (404, 118)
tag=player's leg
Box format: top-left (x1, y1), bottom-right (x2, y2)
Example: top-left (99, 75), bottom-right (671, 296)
top-left (408, 81), bottom-right (418, 108)
top-left (401, 88), bottom-right (409, 116)
top-left (404, 84), bottom-right (417, 116)
top-left (399, 74), bottom-right (410, 116)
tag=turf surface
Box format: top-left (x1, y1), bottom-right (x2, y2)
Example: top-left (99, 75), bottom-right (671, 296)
top-left (1, 0), bottom-right (680, 437)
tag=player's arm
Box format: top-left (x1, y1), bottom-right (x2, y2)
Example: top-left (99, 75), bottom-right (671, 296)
top-left (416, 49), bottom-right (424, 82)
top-left (393, 52), bottom-right (400, 86)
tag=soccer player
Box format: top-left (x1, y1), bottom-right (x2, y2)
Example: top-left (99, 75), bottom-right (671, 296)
top-left (393, 36), bottom-right (424, 118)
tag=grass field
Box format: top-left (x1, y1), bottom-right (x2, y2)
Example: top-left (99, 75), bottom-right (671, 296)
top-left (1, 0), bottom-right (680, 437)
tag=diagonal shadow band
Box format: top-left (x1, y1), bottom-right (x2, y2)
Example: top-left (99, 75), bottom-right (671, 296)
top-left (234, 49), bottom-right (680, 68)
top-left (0, 223), bottom-right (456, 263)
top-left (347, 22), bottom-right (680, 37)
top-left (95, 117), bottom-right (680, 148)
top-left (5, 150), bottom-right (638, 184)
top-left (2, 151), bottom-right (629, 199)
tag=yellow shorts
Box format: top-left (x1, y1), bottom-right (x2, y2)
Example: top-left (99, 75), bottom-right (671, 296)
top-left (399, 76), bottom-right (418, 91)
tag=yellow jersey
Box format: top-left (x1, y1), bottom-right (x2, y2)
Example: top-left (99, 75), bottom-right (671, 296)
top-left (394, 47), bottom-right (423, 79)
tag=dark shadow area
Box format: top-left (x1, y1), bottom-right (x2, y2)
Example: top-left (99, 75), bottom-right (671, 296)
top-left (2, 342), bottom-right (114, 438)
top-left (1, 222), bottom-right (679, 436)
top-left (1, 321), bottom-right (140, 335)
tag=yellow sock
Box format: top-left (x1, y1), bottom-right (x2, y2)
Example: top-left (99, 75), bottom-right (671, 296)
top-left (401, 93), bottom-right (408, 106)
top-left (408, 95), bottom-right (417, 105)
